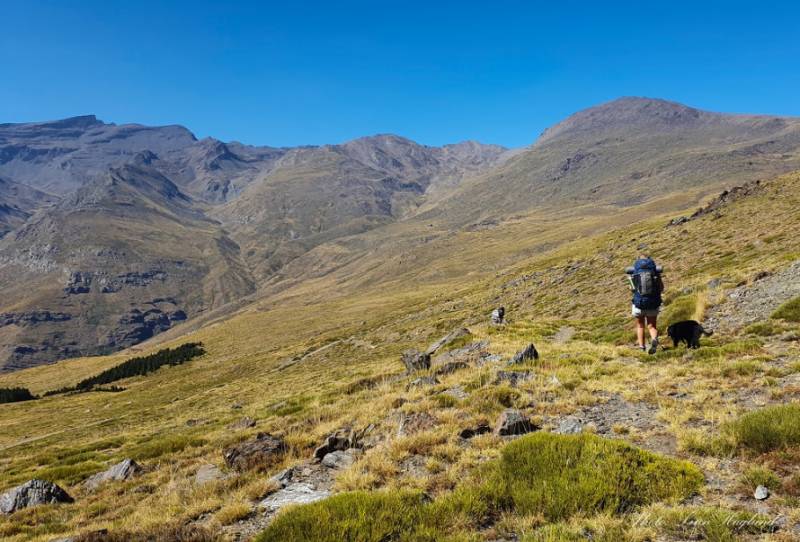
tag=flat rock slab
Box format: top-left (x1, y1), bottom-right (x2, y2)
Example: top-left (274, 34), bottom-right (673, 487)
top-left (223, 433), bottom-right (287, 472)
top-left (0, 479), bottom-right (73, 514)
top-left (260, 483), bottom-right (330, 514)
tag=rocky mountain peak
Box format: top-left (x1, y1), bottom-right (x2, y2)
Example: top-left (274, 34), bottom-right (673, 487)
top-left (536, 97), bottom-right (717, 146)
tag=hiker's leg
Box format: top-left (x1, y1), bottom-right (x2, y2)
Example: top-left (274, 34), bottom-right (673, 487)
top-left (635, 316), bottom-right (646, 347)
top-left (646, 315), bottom-right (659, 340)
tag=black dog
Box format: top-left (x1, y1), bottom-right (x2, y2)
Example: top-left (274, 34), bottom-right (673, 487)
top-left (667, 320), bottom-right (713, 349)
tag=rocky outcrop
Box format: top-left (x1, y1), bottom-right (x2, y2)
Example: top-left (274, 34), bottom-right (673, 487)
top-left (84, 459), bottom-right (141, 490)
top-left (0, 479), bottom-right (73, 514)
top-left (495, 409), bottom-right (537, 436)
top-left (402, 349), bottom-right (431, 373)
top-left (222, 433), bottom-right (287, 472)
top-left (313, 428), bottom-right (360, 461)
top-left (426, 327), bottom-right (471, 356)
top-left (0, 311), bottom-right (71, 327)
top-left (510, 343), bottom-right (539, 364)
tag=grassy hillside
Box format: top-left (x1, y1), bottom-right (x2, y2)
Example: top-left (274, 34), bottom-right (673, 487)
top-left (2, 172), bottom-right (800, 540)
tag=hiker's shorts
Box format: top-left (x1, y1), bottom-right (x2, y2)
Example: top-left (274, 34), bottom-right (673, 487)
top-left (632, 304), bottom-right (660, 318)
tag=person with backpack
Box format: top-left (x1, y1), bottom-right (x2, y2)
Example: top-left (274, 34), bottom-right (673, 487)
top-left (626, 254), bottom-right (664, 354)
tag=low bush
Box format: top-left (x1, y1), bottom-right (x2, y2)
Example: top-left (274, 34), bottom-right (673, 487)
top-left (723, 403), bottom-right (800, 454)
top-left (740, 465), bottom-right (781, 491)
top-left (256, 433), bottom-right (703, 541)
top-left (772, 296), bottom-right (800, 322)
top-left (482, 433), bottom-right (703, 521)
top-left (0, 387), bottom-right (36, 403)
top-left (255, 491), bottom-right (431, 542)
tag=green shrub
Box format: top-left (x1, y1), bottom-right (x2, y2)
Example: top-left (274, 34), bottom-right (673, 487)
top-left (256, 434), bottom-right (703, 541)
top-left (721, 360), bottom-right (760, 378)
top-left (744, 321), bottom-right (778, 336)
top-left (255, 491), bottom-right (431, 542)
top-left (740, 465), bottom-right (781, 491)
top-left (483, 433), bottom-right (703, 521)
top-left (772, 297), bottom-right (800, 322)
top-left (0, 387), bottom-right (36, 403)
top-left (723, 404), bottom-right (800, 454)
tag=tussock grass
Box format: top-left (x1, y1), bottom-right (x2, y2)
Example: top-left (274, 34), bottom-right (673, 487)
top-left (772, 296), bottom-right (800, 322)
top-left (723, 403), bottom-right (800, 454)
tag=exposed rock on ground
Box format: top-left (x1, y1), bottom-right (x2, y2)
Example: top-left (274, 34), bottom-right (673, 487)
top-left (426, 327), bottom-right (471, 355)
top-left (321, 450), bottom-right (356, 469)
top-left (401, 349), bottom-right (431, 373)
top-left (222, 433), bottom-right (287, 472)
top-left (84, 459), bottom-right (141, 491)
top-left (0, 479), bottom-right (73, 514)
top-left (459, 423), bottom-right (492, 439)
top-left (495, 409), bottom-right (537, 436)
top-left (510, 343), bottom-right (539, 364)
top-left (706, 259), bottom-right (800, 332)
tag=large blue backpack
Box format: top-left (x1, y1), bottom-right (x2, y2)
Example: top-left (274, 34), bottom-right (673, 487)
top-left (632, 258), bottom-right (663, 309)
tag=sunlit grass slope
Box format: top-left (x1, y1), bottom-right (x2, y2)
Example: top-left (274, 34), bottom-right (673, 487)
top-left (2, 173), bottom-right (800, 540)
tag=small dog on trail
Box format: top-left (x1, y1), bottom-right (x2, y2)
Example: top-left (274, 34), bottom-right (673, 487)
top-left (667, 320), bottom-right (713, 349)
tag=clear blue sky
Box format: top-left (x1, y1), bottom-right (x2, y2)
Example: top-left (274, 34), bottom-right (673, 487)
top-left (3, 1), bottom-right (799, 148)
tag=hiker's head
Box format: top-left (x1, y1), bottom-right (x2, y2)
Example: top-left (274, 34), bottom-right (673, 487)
top-left (638, 253), bottom-right (650, 260)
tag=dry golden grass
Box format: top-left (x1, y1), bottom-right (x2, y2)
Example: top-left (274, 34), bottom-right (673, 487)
top-left (1, 173), bottom-right (800, 540)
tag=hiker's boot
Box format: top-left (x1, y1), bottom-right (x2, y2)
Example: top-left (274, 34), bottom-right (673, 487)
top-left (648, 338), bottom-right (659, 355)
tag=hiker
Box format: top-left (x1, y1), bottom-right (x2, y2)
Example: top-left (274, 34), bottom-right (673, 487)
top-left (626, 254), bottom-right (664, 354)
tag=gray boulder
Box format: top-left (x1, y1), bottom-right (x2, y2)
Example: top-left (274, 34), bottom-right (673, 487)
top-left (495, 409), bottom-right (537, 436)
top-left (402, 349), bottom-right (431, 373)
top-left (84, 459), bottom-right (141, 490)
top-left (754, 485), bottom-right (770, 500)
top-left (491, 307), bottom-right (505, 325)
top-left (222, 432), bottom-right (287, 472)
top-left (0, 479), bottom-right (73, 514)
top-left (260, 483), bottom-right (329, 514)
top-left (313, 428), bottom-right (357, 461)
top-left (321, 450), bottom-right (356, 469)
top-left (556, 417), bottom-right (584, 434)
top-left (510, 343), bottom-right (539, 364)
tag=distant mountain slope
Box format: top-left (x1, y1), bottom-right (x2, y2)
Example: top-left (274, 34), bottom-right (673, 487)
top-left (0, 159), bottom-right (255, 370)
top-left (425, 97), bottom-right (800, 226)
top-left (0, 177), bottom-right (58, 239)
top-left (0, 118), bottom-right (506, 369)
